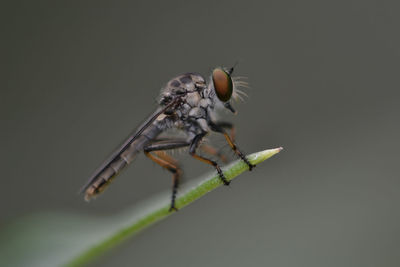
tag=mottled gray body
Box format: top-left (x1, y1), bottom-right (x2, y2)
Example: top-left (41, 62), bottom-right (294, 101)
top-left (83, 72), bottom-right (218, 199)
top-left (160, 72), bottom-right (217, 137)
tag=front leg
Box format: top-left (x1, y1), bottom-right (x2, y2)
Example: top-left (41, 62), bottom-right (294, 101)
top-left (209, 121), bottom-right (255, 170)
top-left (214, 121), bottom-right (236, 142)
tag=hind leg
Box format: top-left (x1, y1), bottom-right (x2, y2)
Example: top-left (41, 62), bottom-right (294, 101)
top-left (144, 139), bottom-right (189, 211)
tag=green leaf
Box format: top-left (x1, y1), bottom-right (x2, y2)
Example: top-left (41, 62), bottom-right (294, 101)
top-left (0, 148), bottom-right (282, 267)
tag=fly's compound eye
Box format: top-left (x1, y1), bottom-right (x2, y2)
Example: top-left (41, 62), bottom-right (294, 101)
top-left (212, 68), bottom-right (233, 102)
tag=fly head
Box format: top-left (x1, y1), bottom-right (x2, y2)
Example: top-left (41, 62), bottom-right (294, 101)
top-left (210, 67), bottom-right (237, 114)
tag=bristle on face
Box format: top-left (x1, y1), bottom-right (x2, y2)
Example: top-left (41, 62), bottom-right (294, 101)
top-left (232, 77), bottom-right (250, 102)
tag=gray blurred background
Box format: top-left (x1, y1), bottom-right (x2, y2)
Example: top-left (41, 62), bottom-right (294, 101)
top-left (1, 0), bottom-right (400, 266)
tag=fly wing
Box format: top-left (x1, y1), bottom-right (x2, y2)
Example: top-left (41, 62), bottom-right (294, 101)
top-left (81, 98), bottom-right (181, 199)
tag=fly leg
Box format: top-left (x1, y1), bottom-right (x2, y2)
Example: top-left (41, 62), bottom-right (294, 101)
top-left (215, 121), bottom-right (236, 142)
top-left (210, 121), bottom-right (255, 170)
top-left (144, 139), bottom-right (190, 211)
top-left (212, 121), bottom-right (236, 161)
top-left (189, 133), bottom-right (230, 186)
top-left (200, 144), bottom-right (228, 163)
top-left (192, 122), bottom-right (236, 164)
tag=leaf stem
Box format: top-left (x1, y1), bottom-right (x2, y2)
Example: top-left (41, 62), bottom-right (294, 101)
top-left (67, 147), bottom-right (282, 267)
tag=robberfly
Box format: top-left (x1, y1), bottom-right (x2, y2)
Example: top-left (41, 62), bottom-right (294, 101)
top-left (81, 65), bottom-right (254, 211)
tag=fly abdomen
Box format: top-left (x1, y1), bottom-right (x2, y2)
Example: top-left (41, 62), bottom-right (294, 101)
top-left (83, 123), bottom-right (162, 201)
top-left (84, 157), bottom-right (128, 200)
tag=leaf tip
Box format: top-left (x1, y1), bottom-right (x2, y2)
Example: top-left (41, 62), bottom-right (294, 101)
top-left (250, 147), bottom-right (283, 164)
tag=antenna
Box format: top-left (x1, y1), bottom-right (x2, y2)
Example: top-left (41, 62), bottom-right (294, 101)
top-left (228, 61), bottom-right (239, 75)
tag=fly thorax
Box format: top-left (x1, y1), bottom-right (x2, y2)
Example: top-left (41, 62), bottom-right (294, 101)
top-left (159, 72), bottom-right (212, 134)
top-left (185, 91), bottom-right (201, 106)
top-left (173, 92), bottom-right (210, 133)
top-left (159, 72), bottom-right (206, 105)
